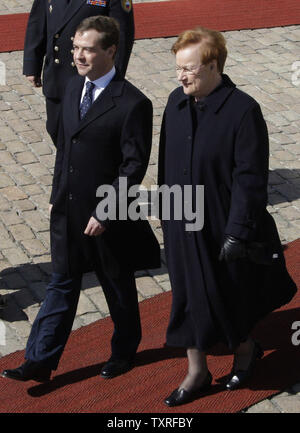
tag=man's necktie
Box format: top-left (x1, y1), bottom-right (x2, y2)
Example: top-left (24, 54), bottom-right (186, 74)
top-left (79, 81), bottom-right (95, 120)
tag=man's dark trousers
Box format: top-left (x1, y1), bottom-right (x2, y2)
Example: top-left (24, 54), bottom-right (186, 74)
top-left (25, 264), bottom-right (141, 370)
top-left (45, 98), bottom-right (61, 146)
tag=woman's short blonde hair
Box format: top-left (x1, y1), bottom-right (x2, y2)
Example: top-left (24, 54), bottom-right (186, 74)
top-left (171, 27), bottom-right (227, 73)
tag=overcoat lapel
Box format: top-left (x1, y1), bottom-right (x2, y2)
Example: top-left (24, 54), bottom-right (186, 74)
top-left (72, 77), bottom-right (125, 136)
top-left (76, 87), bottom-right (115, 133)
top-left (64, 76), bottom-right (84, 137)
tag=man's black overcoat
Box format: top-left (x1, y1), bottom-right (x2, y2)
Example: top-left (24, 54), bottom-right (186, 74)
top-left (50, 73), bottom-right (160, 277)
top-left (158, 75), bottom-right (297, 351)
top-left (23, 0), bottom-right (134, 98)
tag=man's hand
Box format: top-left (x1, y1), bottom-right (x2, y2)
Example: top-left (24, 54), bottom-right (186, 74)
top-left (84, 216), bottom-right (106, 236)
top-left (26, 75), bottom-right (42, 87)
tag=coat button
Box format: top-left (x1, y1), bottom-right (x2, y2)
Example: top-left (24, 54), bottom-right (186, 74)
top-left (69, 166), bottom-right (74, 173)
top-left (71, 62), bottom-right (75, 67)
top-left (55, 33), bottom-right (59, 39)
top-left (70, 49), bottom-right (74, 54)
top-left (54, 58), bottom-right (60, 64)
top-left (72, 138), bottom-right (77, 144)
top-left (54, 46), bottom-right (59, 52)
top-left (70, 36), bottom-right (74, 41)
top-left (69, 193), bottom-right (73, 200)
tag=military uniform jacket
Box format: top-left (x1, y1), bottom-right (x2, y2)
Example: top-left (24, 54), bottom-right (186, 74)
top-left (23, 0), bottom-right (134, 99)
top-left (49, 72), bottom-right (161, 277)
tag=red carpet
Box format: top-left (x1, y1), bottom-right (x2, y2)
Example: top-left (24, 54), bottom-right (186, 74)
top-left (0, 0), bottom-right (300, 52)
top-left (0, 239), bottom-right (299, 413)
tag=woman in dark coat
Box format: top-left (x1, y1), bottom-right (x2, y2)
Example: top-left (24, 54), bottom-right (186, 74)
top-left (158, 27), bottom-right (297, 406)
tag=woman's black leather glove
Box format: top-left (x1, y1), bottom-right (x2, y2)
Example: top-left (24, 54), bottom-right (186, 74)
top-left (219, 235), bottom-right (247, 262)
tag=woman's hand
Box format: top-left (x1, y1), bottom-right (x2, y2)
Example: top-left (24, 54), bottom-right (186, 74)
top-left (219, 235), bottom-right (247, 262)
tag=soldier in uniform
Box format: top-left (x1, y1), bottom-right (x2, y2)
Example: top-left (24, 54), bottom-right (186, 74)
top-left (23, 0), bottom-right (134, 145)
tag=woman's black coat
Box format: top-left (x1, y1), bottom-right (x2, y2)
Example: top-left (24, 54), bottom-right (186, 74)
top-left (158, 75), bottom-right (297, 350)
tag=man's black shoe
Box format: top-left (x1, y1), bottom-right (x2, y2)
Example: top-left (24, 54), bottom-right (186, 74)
top-left (100, 359), bottom-right (133, 379)
top-left (1, 360), bottom-right (52, 382)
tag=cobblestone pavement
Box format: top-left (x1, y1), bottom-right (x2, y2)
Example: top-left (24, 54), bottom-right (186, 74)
top-left (0, 1), bottom-right (300, 413)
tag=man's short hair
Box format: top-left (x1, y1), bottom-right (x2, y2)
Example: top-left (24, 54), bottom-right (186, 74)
top-left (172, 27), bottom-right (227, 73)
top-left (76, 15), bottom-right (120, 51)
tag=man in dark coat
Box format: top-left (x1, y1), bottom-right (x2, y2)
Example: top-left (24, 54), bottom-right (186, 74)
top-left (2, 15), bottom-right (160, 383)
top-left (24, 0), bottom-right (134, 145)
top-left (158, 27), bottom-right (297, 407)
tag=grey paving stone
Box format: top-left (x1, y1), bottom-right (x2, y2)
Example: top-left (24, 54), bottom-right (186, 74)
top-left (2, 247), bottom-right (30, 265)
top-left (76, 292), bottom-right (98, 316)
top-left (86, 289), bottom-right (110, 317)
top-left (246, 399), bottom-right (281, 413)
top-left (23, 303), bottom-right (40, 325)
top-left (270, 394), bottom-right (300, 413)
top-left (9, 223), bottom-right (35, 241)
top-left (136, 275), bottom-right (162, 298)
top-left (79, 311), bottom-right (103, 327)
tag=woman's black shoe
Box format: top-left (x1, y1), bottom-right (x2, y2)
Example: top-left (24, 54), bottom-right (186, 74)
top-left (226, 341), bottom-right (263, 391)
top-left (164, 371), bottom-right (212, 407)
